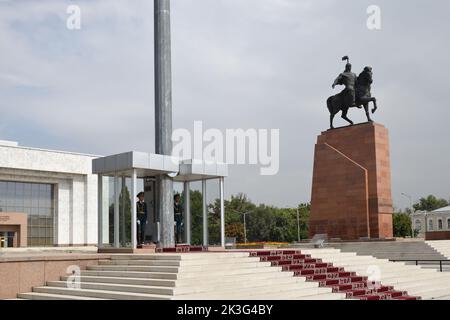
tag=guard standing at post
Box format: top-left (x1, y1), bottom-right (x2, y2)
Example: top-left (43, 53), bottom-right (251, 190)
top-left (174, 194), bottom-right (183, 244)
top-left (136, 192), bottom-right (148, 245)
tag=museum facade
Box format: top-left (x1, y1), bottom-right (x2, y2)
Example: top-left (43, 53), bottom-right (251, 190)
top-left (0, 140), bottom-right (98, 247)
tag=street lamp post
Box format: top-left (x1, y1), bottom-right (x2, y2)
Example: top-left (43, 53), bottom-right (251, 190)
top-left (401, 193), bottom-right (415, 238)
top-left (243, 212), bottom-right (247, 244)
top-left (232, 210), bottom-right (254, 244)
top-left (297, 207), bottom-right (301, 243)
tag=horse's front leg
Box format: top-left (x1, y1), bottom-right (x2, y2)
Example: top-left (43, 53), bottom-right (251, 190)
top-left (371, 97), bottom-right (378, 114)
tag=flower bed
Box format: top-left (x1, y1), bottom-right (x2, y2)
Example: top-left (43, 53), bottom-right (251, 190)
top-left (234, 242), bottom-right (289, 249)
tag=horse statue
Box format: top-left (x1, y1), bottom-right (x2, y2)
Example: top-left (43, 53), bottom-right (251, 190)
top-left (327, 62), bottom-right (378, 129)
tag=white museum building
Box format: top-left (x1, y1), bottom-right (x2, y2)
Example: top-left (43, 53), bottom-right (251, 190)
top-left (0, 140), bottom-right (99, 247)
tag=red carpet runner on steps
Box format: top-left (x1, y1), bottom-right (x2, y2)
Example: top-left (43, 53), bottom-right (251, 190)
top-left (249, 250), bottom-right (421, 300)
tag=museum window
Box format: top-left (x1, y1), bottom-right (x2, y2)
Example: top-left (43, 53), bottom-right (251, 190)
top-left (448, 219), bottom-right (450, 230)
top-left (415, 220), bottom-right (421, 231)
top-left (0, 181), bottom-right (55, 246)
top-left (428, 219), bottom-right (433, 231)
top-left (438, 219), bottom-right (443, 230)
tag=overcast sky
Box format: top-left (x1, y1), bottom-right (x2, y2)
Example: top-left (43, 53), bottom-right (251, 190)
top-left (0, 0), bottom-right (449, 210)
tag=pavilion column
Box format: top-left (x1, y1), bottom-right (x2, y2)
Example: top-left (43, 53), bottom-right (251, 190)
top-left (97, 175), bottom-right (103, 249)
top-left (202, 179), bottom-right (208, 246)
top-left (219, 177), bottom-right (225, 247)
top-left (120, 177), bottom-right (126, 246)
top-left (184, 181), bottom-right (191, 245)
top-left (114, 174), bottom-right (120, 248)
top-left (131, 170), bottom-right (137, 249)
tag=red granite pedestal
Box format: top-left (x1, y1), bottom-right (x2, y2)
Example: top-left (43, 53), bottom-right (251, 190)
top-left (309, 122), bottom-right (394, 240)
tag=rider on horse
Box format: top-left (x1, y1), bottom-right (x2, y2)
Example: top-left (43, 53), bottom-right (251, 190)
top-left (332, 56), bottom-right (357, 108)
top-left (327, 57), bottom-right (378, 129)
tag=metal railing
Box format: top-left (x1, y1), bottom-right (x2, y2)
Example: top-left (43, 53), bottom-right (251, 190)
top-left (391, 259), bottom-right (450, 272)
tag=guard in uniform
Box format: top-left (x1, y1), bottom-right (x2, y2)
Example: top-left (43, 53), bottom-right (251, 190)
top-left (136, 192), bottom-right (148, 245)
top-left (174, 194), bottom-right (183, 244)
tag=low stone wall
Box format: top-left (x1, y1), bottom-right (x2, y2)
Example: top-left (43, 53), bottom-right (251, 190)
top-left (426, 231), bottom-right (450, 241)
top-left (0, 253), bottom-right (110, 299)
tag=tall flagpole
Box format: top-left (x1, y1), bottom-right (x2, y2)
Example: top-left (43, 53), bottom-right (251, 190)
top-left (154, 0), bottom-right (174, 247)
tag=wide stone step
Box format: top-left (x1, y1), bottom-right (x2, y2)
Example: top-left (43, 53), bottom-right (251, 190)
top-left (369, 254), bottom-right (446, 259)
top-left (238, 288), bottom-right (335, 300)
top-left (350, 264), bottom-right (438, 276)
top-left (394, 277), bottom-right (450, 292)
top-left (32, 286), bottom-right (172, 300)
top-left (252, 287), bottom-right (339, 300)
top-left (18, 292), bottom-right (107, 300)
top-left (377, 271), bottom-right (442, 283)
top-left (343, 263), bottom-right (426, 274)
top-left (101, 256), bottom-right (262, 267)
top-left (297, 292), bottom-right (347, 300)
top-left (99, 259), bottom-right (182, 267)
top-left (87, 265), bottom-right (179, 273)
top-left (61, 275), bottom-right (177, 287)
top-left (177, 266), bottom-right (283, 279)
top-left (314, 256), bottom-right (389, 264)
top-left (110, 252), bottom-right (250, 261)
top-left (174, 277), bottom-right (314, 295)
top-left (177, 282), bottom-right (327, 300)
top-left (110, 254), bottom-right (182, 261)
top-left (81, 270), bottom-right (178, 279)
top-left (326, 261), bottom-right (395, 270)
top-left (47, 281), bottom-right (176, 295)
top-left (176, 270), bottom-right (295, 286)
top-left (178, 261), bottom-right (272, 272)
top-left (329, 258), bottom-right (404, 266)
top-left (354, 252), bottom-right (444, 256)
top-left (299, 249), bottom-right (342, 254)
top-left (413, 286), bottom-right (450, 300)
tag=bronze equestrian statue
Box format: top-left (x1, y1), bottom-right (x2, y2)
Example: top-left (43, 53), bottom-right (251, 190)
top-left (327, 56), bottom-right (378, 129)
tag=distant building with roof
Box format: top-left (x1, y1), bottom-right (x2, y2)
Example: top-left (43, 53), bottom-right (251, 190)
top-left (411, 206), bottom-right (450, 238)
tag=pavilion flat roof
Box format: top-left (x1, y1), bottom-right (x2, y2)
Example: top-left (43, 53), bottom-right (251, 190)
top-left (92, 151), bottom-right (228, 182)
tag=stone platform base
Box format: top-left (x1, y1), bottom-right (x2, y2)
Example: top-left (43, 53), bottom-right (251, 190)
top-left (309, 122), bottom-right (394, 240)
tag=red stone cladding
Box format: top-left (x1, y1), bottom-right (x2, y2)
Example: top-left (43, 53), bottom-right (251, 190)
top-left (309, 122), bottom-right (394, 240)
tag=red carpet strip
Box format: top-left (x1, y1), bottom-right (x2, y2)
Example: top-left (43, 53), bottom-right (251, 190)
top-left (248, 250), bottom-right (421, 300)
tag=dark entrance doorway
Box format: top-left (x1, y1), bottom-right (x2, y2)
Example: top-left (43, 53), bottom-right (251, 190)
top-left (0, 231), bottom-right (15, 248)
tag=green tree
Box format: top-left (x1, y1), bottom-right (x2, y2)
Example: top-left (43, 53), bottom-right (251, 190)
top-left (108, 185), bottom-right (131, 246)
top-left (393, 213), bottom-right (412, 237)
top-left (187, 192), bottom-right (311, 245)
top-left (296, 203), bottom-right (310, 240)
top-left (413, 195), bottom-right (448, 212)
top-left (186, 190), bottom-right (204, 245)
